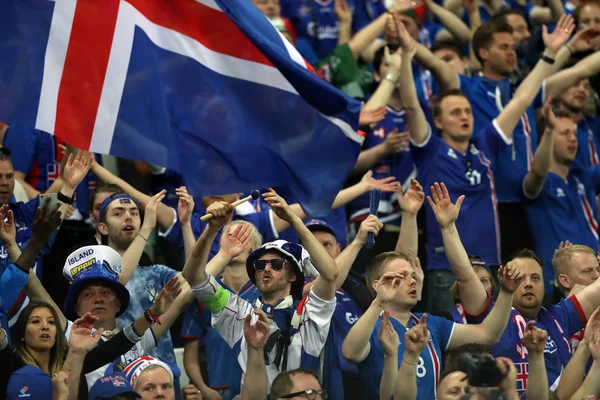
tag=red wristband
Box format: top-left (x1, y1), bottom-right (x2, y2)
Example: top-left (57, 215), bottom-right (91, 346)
top-left (145, 308), bottom-right (162, 325)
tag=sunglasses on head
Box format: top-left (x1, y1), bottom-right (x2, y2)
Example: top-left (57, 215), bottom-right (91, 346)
top-left (253, 258), bottom-right (287, 271)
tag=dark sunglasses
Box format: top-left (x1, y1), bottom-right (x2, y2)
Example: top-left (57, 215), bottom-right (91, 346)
top-left (280, 389), bottom-right (327, 400)
top-left (253, 258), bottom-right (287, 271)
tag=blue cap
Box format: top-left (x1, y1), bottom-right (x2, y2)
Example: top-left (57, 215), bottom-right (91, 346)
top-left (89, 374), bottom-right (140, 400)
top-left (305, 219), bottom-right (336, 239)
top-left (62, 245), bottom-right (130, 320)
top-left (7, 365), bottom-right (53, 400)
top-left (246, 240), bottom-right (317, 299)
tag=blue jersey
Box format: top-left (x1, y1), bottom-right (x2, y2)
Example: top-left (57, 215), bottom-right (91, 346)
top-left (410, 122), bottom-right (510, 269)
top-left (349, 106), bottom-right (415, 227)
top-left (459, 75), bottom-right (545, 202)
top-left (159, 205), bottom-right (278, 258)
top-left (280, 0), bottom-right (386, 59)
top-left (358, 313), bottom-right (455, 399)
top-left (3, 126), bottom-right (99, 217)
top-left (181, 279), bottom-right (257, 398)
top-left (573, 116), bottom-right (600, 172)
top-left (467, 297), bottom-right (586, 393)
top-left (0, 263), bottom-right (28, 342)
top-left (524, 169), bottom-right (600, 294)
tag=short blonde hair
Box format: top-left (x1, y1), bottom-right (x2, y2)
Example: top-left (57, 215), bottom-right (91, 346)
top-left (227, 220), bottom-right (263, 251)
top-left (553, 244), bottom-right (596, 292)
top-left (365, 251), bottom-right (410, 297)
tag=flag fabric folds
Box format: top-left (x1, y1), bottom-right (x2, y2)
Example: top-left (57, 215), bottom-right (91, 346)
top-left (0, 0), bottom-right (363, 215)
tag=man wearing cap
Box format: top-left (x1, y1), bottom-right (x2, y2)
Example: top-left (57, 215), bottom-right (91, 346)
top-left (89, 374), bottom-right (141, 400)
top-left (94, 191), bottom-right (180, 363)
top-left (183, 189), bottom-right (338, 389)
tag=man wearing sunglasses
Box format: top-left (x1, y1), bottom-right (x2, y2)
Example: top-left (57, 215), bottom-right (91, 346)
top-left (183, 188), bottom-right (339, 391)
top-left (270, 368), bottom-right (327, 400)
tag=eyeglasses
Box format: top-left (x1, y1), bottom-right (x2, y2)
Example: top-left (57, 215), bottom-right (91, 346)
top-left (280, 389), bottom-right (328, 399)
top-left (253, 258), bottom-right (287, 271)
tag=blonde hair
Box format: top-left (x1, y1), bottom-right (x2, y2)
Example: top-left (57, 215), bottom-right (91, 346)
top-left (227, 220), bottom-right (263, 251)
top-left (365, 251), bottom-right (410, 297)
top-left (553, 245), bottom-right (596, 292)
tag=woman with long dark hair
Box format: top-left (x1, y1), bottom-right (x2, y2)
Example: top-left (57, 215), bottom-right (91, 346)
top-left (10, 301), bottom-right (69, 375)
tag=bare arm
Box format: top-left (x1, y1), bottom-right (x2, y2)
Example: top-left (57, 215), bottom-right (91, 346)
top-left (394, 314), bottom-right (428, 400)
top-left (150, 283), bottom-right (194, 340)
top-left (570, 329), bottom-right (600, 400)
top-left (175, 186), bottom-right (196, 260)
top-left (349, 13), bottom-right (388, 58)
top-left (496, 16), bottom-right (575, 138)
top-left (331, 171), bottom-right (400, 210)
top-left (264, 189), bottom-right (339, 300)
top-left (424, 0), bottom-right (472, 43)
top-left (523, 323), bottom-right (550, 400)
top-left (363, 47), bottom-right (401, 112)
top-left (342, 298), bottom-right (382, 362)
top-left (449, 265), bottom-right (522, 348)
top-left (546, 50), bottom-right (600, 100)
top-left (242, 310), bottom-right (270, 400)
top-left (395, 179), bottom-right (424, 255)
top-left (351, 134), bottom-right (407, 176)
top-left (0, 206), bottom-right (22, 263)
top-left (396, 24), bottom-right (430, 145)
top-left (334, 0), bottom-right (352, 46)
top-left (378, 311), bottom-right (400, 400)
top-left (428, 183), bottom-right (488, 314)
top-left (557, 339), bottom-right (590, 400)
top-left (523, 101), bottom-right (556, 199)
top-left (183, 340), bottom-right (209, 394)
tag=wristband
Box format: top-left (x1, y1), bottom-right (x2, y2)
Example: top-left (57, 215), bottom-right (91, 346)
top-left (403, 356), bottom-right (418, 365)
top-left (144, 308), bottom-right (162, 325)
top-left (541, 55), bottom-right (555, 65)
top-left (57, 192), bottom-right (74, 205)
top-left (384, 73), bottom-right (399, 83)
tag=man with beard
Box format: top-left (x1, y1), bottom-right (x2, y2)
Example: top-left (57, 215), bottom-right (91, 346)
top-left (183, 188), bottom-right (339, 390)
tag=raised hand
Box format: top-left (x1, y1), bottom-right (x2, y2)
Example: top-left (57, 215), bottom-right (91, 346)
top-left (205, 200), bottom-right (234, 229)
top-left (462, 0), bottom-right (479, 14)
top-left (244, 309), bottom-right (270, 351)
top-left (383, 46), bottom-right (403, 74)
top-left (69, 312), bottom-right (103, 353)
top-left (393, 18), bottom-right (417, 57)
top-left (176, 186), bottom-right (195, 225)
top-left (398, 178), bottom-right (424, 215)
top-left (496, 357), bottom-right (518, 394)
top-left (404, 314), bottom-right (428, 356)
top-left (220, 223), bottom-right (252, 260)
top-left (359, 106), bottom-right (387, 126)
top-left (383, 129), bottom-right (409, 155)
top-left (584, 307), bottom-right (600, 343)
top-left (354, 215), bottom-right (384, 246)
top-left (523, 321), bottom-right (548, 354)
top-left (334, 0), bottom-right (352, 24)
top-left (62, 150), bottom-right (94, 190)
top-left (0, 205), bottom-right (16, 244)
top-left (568, 27), bottom-right (600, 53)
top-left (150, 276), bottom-right (183, 317)
top-left (142, 190), bottom-right (166, 232)
top-left (378, 311), bottom-right (400, 356)
top-left (427, 182), bottom-right (464, 228)
top-left (32, 198), bottom-right (62, 243)
top-left (543, 14), bottom-right (576, 54)
top-left (262, 188), bottom-right (297, 223)
top-left (498, 262), bottom-right (524, 293)
top-left (376, 272), bottom-right (402, 303)
top-left (361, 170), bottom-right (401, 193)
top-left (541, 97), bottom-right (558, 131)
top-left (590, 329), bottom-right (600, 361)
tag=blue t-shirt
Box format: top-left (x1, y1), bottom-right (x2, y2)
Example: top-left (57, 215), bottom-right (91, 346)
top-left (348, 106), bottom-right (415, 227)
top-left (573, 116), bottom-right (600, 173)
top-left (410, 122), bottom-right (510, 270)
top-left (281, 0), bottom-right (386, 59)
top-left (525, 169), bottom-right (600, 294)
top-left (0, 263), bottom-right (28, 342)
top-left (459, 75), bottom-right (545, 202)
top-left (181, 278), bottom-right (257, 398)
top-left (358, 313), bottom-right (455, 399)
top-left (116, 264), bottom-right (178, 362)
top-left (466, 297), bottom-right (586, 393)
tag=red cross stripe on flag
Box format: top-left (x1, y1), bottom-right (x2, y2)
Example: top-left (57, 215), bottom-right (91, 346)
top-left (47, 163), bottom-right (61, 186)
top-left (515, 362), bottom-right (529, 391)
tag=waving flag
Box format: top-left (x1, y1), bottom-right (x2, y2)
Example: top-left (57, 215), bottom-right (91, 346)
top-left (0, 0), bottom-right (362, 215)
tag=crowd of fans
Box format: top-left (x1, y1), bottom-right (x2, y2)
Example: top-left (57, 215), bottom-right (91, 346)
top-left (1, 0), bottom-right (600, 398)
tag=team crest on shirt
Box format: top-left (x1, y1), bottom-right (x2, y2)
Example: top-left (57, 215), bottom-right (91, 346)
top-left (374, 128), bottom-right (385, 138)
top-left (469, 146), bottom-right (480, 155)
top-left (544, 336), bottom-right (557, 354)
top-left (447, 148), bottom-right (457, 159)
top-left (577, 183), bottom-right (586, 196)
top-left (556, 188), bottom-right (566, 198)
